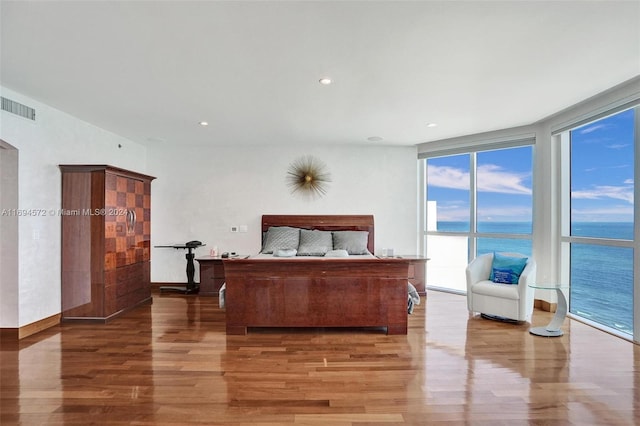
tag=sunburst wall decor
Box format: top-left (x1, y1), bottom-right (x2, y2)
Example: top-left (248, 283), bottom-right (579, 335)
top-left (286, 155), bottom-right (331, 198)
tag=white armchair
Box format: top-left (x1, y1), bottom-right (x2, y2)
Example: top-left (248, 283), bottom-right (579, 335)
top-left (466, 252), bottom-right (536, 322)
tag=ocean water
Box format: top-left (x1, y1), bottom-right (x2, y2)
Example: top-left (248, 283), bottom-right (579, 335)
top-left (436, 221), bottom-right (634, 334)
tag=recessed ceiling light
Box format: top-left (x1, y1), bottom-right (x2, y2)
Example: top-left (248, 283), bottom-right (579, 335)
top-left (319, 78), bottom-right (332, 85)
top-left (367, 136), bottom-right (384, 142)
top-left (426, 123), bottom-right (438, 128)
top-left (199, 121), bottom-right (209, 126)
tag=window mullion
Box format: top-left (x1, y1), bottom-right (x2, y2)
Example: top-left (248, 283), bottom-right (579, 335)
top-left (469, 153), bottom-right (477, 261)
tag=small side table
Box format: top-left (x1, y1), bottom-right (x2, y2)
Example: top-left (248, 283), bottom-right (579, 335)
top-left (402, 255), bottom-right (429, 296)
top-left (195, 256), bottom-right (225, 296)
top-left (196, 255), bottom-right (249, 296)
top-left (377, 255), bottom-right (429, 295)
top-left (528, 283), bottom-right (568, 337)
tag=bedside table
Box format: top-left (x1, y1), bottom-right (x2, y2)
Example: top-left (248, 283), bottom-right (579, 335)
top-left (378, 255), bottom-right (429, 295)
top-left (401, 255), bottom-right (428, 296)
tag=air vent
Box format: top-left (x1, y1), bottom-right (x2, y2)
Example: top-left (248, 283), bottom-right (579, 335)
top-left (1, 97), bottom-right (35, 120)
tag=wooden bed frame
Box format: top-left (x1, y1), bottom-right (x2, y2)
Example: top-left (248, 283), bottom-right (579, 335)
top-left (222, 215), bottom-right (411, 335)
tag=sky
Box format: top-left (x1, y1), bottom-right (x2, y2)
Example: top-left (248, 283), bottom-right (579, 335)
top-left (570, 108), bottom-right (634, 222)
top-left (427, 108), bottom-right (634, 224)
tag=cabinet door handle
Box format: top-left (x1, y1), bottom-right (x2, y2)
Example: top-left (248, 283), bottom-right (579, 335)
top-left (126, 209), bottom-right (136, 234)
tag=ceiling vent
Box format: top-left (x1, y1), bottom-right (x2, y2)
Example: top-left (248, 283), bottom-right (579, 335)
top-left (1, 97), bottom-right (35, 120)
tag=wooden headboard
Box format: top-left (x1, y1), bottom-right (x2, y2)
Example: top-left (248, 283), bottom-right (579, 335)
top-left (261, 215), bottom-right (375, 254)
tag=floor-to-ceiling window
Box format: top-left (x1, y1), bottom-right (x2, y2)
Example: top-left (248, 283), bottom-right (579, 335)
top-left (423, 144), bottom-right (533, 292)
top-left (561, 107), bottom-right (637, 337)
top-left (424, 154), bottom-right (471, 292)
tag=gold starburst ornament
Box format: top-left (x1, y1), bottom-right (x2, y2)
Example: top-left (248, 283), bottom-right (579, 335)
top-left (286, 156), bottom-right (331, 198)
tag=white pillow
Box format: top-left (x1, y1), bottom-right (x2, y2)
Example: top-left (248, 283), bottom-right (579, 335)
top-left (274, 248), bottom-right (297, 257)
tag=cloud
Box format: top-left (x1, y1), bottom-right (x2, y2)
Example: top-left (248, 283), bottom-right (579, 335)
top-left (571, 205), bottom-right (633, 221)
top-left (432, 201), bottom-right (531, 222)
top-left (427, 165), bottom-right (469, 190)
top-left (572, 184), bottom-right (633, 203)
top-left (606, 143), bottom-right (629, 149)
top-left (433, 204), bottom-right (470, 222)
top-left (579, 123), bottom-right (609, 134)
top-left (571, 205), bottom-right (633, 215)
top-left (477, 164), bottom-right (531, 195)
top-left (478, 205), bottom-right (531, 220)
top-left (427, 164), bottom-right (531, 195)
top-left (583, 164), bottom-right (629, 173)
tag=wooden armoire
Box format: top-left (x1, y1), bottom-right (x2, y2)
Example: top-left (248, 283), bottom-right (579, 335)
top-left (59, 165), bottom-right (155, 321)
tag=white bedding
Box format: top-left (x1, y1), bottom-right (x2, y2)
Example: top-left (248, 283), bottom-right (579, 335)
top-left (249, 252), bottom-right (376, 260)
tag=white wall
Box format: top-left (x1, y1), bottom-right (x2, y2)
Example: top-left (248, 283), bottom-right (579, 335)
top-left (0, 141), bottom-right (19, 327)
top-left (0, 87), bottom-right (148, 327)
top-left (147, 144), bottom-right (418, 282)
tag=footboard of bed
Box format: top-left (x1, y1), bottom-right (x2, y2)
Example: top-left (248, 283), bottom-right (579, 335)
top-left (223, 258), bottom-right (410, 335)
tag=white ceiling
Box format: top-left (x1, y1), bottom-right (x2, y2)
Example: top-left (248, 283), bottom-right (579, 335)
top-left (1, 1), bottom-right (639, 148)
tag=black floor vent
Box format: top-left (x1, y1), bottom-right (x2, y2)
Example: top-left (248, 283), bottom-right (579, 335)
top-left (1, 97), bottom-right (36, 120)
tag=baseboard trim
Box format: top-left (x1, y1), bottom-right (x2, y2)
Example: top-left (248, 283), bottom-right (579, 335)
top-left (0, 313), bottom-right (61, 342)
top-left (534, 299), bottom-right (557, 313)
top-left (151, 282), bottom-right (188, 290)
top-left (19, 313), bottom-right (61, 339)
top-left (61, 297), bottom-right (152, 323)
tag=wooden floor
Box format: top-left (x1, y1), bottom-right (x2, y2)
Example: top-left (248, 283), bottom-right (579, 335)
top-left (1, 290), bottom-right (639, 425)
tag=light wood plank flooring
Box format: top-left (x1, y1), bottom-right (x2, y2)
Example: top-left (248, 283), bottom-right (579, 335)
top-left (1, 290), bottom-right (639, 425)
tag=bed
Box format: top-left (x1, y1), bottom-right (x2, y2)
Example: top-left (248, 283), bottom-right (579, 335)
top-left (222, 215), bottom-right (413, 335)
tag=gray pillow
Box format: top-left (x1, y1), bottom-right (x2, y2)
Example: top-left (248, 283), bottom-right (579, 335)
top-left (261, 226), bottom-right (300, 254)
top-left (332, 231), bottom-right (369, 255)
top-left (297, 229), bottom-right (333, 256)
